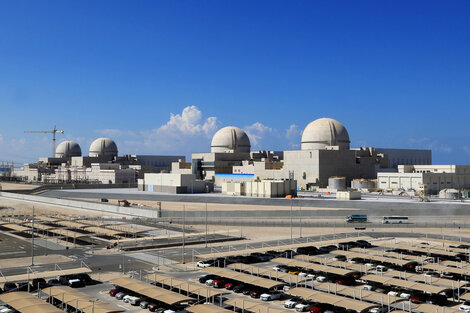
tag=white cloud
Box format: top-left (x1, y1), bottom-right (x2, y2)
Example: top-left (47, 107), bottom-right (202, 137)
top-left (285, 124), bottom-right (301, 148)
top-left (244, 122), bottom-right (273, 148)
top-left (139, 105), bottom-right (220, 154)
top-left (96, 129), bottom-right (135, 137)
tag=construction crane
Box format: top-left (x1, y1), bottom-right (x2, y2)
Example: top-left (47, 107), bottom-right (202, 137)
top-left (24, 125), bottom-right (64, 157)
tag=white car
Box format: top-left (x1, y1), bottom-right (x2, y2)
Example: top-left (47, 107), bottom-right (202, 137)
top-left (362, 285), bottom-right (374, 291)
top-left (122, 295), bottom-right (132, 303)
top-left (399, 292), bottom-right (411, 299)
top-left (347, 260), bottom-right (358, 264)
top-left (283, 285), bottom-right (291, 292)
top-left (460, 301), bottom-right (470, 312)
top-left (376, 265), bottom-right (388, 272)
top-left (307, 273), bottom-right (316, 279)
top-left (298, 272), bottom-right (308, 277)
top-left (316, 276), bottom-right (327, 282)
top-left (284, 297), bottom-right (302, 308)
top-left (369, 307), bottom-right (389, 313)
top-left (295, 302), bottom-right (311, 312)
top-left (260, 291), bottom-right (284, 301)
top-left (387, 291), bottom-right (399, 297)
top-left (197, 261), bottom-right (213, 268)
top-left (205, 279), bottom-right (214, 286)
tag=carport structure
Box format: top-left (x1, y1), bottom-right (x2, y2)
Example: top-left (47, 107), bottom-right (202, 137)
top-left (0, 267), bottom-right (92, 284)
top-left (187, 304), bottom-right (235, 313)
top-left (294, 255), bottom-right (376, 274)
top-left (349, 247), bottom-right (430, 263)
top-left (371, 269), bottom-right (467, 289)
top-left (421, 263), bottom-right (470, 277)
top-left (55, 220), bottom-right (90, 229)
top-left (379, 243), bottom-right (462, 259)
top-left (361, 274), bottom-right (451, 295)
top-left (224, 298), bottom-right (292, 313)
top-left (272, 258), bottom-right (359, 278)
top-left (332, 250), bottom-right (418, 269)
top-left (203, 267), bottom-right (287, 290)
top-left (314, 282), bottom-right (406, 306)
top-left (83, 226), bottom-right (122, 238)
top-left (41, 286), bottom-right (124, 313)
top-left (0, 291), bottom-right (64, 313)
top-left (194, 236), bottom-right (372, 260)
top-left (0, 223), bottom-right (31, 232)
top-left (227, 263), bottom-right (309, 285)
top-left (144, 273), bottom-right (228, 299)
top-left (110, 277), bottom-right (193, 306)
top-left (285, 287), bottom-right (380, 313)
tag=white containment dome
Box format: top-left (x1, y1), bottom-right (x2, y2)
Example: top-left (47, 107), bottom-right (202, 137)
top-left (89, 137), bottom-right (118, 158)
top-left (55, 141), bottom-right (82, 158)
top-left (301, 117), bottom-right (350, 150)
top-left (211, 126), bottom-right (251, 153)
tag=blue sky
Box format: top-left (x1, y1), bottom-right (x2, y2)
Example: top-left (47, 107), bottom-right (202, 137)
top-left (0, 1), bottom-right (469, 164)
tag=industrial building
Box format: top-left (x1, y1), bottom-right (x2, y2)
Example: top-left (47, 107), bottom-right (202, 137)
top-left (172, 118), bottom-right (432, 190)
top-left (377, 165), bottom-right (470, 195)
top-left (12, 137), bottom-right (184, 184)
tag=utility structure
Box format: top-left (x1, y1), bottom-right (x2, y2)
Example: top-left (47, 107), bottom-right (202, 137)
top-left (25, 125), bottom-right (64, 157)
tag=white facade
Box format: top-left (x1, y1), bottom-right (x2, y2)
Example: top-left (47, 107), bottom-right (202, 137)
top-left (377, 165), bottom-right (470, 194)
top-left (140, 173), bottom-right (212, 193)
top-left (222, 179), bottom-right (297, 198)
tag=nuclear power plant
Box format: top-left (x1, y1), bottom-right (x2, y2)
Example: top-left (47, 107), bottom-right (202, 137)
top-left (11, 117), bottom-right (470, 196)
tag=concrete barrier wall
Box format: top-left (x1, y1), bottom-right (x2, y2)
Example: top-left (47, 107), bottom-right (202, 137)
top-left (0, 192), bottom-right (159, 218)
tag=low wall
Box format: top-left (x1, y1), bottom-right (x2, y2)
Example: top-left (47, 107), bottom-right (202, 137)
top-left (0, 192), bottom-right (159, 218)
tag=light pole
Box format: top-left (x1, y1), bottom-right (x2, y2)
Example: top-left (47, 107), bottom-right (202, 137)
top-left (290, 199), bottom-right (293, 244)
top-left (31, 206), bottom-right (35, 266)
top-left (299, 201), bottom-right (302, 238)
top-left (205, 202), bottom-right (208, 248)
top-left (182, 205), bottom-right (186, 264)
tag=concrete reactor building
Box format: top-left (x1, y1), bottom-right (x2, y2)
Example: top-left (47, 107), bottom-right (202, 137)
top-left (13, 137), bottom-right (184, 184)
top-left (169, 117), bottom-right (432, 191)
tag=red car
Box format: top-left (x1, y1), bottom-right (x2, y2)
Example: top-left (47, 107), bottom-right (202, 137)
top-left (250, 290), bottom-right (263, 298)
top-left (109, 288), bottom-right (120, 297)
top-left (225, 283), bottom-right (234, 290)
top-left (212, 279), bottom-right (225, 288)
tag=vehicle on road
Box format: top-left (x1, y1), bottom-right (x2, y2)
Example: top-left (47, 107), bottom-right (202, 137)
top-left (382, 216), bottom-right (409, 224)
top-left (346, 215), bottom-right (367, 223)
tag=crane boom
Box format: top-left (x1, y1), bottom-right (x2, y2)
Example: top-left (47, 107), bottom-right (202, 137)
top-left (24, 125), bottom-right (65, 157)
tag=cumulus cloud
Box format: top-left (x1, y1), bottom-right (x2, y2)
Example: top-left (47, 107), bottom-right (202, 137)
top-left (244, 122), bottom-right (273, 148)
top-left (140, 105), bottom-right (220, 154)
top-left (285, 124), bottom-right (301, 148)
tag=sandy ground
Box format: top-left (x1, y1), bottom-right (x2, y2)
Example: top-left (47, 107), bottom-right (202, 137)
top-left (0, 183), bottom-right (39, 191)
top-left (0, 255), bottom-right (72, 268)
top-left (0, 197), bottom-right (120, 218)
top-left (70, 197), bottom-right (347, 212)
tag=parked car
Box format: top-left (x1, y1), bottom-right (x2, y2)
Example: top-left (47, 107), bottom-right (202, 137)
top-left (426, 294), bottom-right (447, 305)
top-left (109, 288), bottom-right (122, 297)
top-left (356, 240), bottom-right (372, 248)
top-left (3, 283), bottom-right (17, 293)
top-left (309, 303), bottom-right (334, 313)
top-left (212, 279), bottom-right (225, 288)
top-left (410, 292), bottom-right (427, 304)
top-left (47, 279), bottom-right (61, 286)
top-left (140, 301), bottom-right (149, 309)
top-left (199, 274), bottom-right (217, 284)
top-left (115, 292), bottom-right (126, 300)
top-left (332, 255), bottom-right (346, 261)
top-left (260, 291), bottom-right (284, 301)
top-left (76, 273), bottom-right (92, 285)
top-left (285, 296), bottom-right (303, 308)
top-left (233, 284), bottom-right (247, 293)
top-left (273, 265), bottom-right (289, 272)
top-left (295, 300), bottom-right (313, 312)
top-left (460, 301), bottom-right (470, 312)
top-left (250, 289), bottom-right (264, 298)
top-left (197, 260), bottom-right (214, 268)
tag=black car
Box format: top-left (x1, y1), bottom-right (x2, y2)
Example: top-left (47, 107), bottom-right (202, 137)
top-left (233, 283), bottom-right (246, 293)
top-left (199, 274), bottom-right (218, 284)
top-left (76, 273), bottom-right (93, 285)
top-left (48, 279), bottom-right (61, 286)
top-left (426, 294), bottom-right (447, 305)
top-left (17, 282), bottom-right (33, 292)
top-left (297, 246), bottom-right (319, 256)
top-left (356, 240), bottom-right (372, 248)
top-left (318, 245), bottom-right (337, 254)
top-left (3, 282), bottom-right (17, 293)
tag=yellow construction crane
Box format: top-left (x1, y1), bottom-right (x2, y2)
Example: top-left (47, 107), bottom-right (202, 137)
top-left (24, 125), bottom-right (64, 157)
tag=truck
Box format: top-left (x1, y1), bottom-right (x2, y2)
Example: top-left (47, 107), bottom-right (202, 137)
top-left (346, 215), bottom-right (367, 223)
